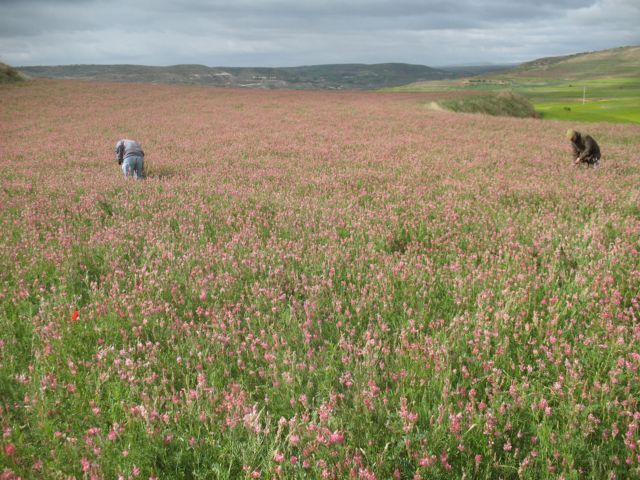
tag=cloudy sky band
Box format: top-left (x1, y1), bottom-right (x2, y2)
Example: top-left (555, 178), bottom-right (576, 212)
top-left (1, 0), bottom-right (638, 66)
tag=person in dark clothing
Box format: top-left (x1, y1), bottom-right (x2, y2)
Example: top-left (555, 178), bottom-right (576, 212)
top-left (566, 129), bottom-right (601, 167)
top-left (115, 138), bottom-right (145, 179)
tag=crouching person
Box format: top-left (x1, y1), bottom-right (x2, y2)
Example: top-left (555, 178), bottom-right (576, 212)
top-left (115, 139), bottom-right (145, 179)
top-left (566, 129), bottom-right (601, 168)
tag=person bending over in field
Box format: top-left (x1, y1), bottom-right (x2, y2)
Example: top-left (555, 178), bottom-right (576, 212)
top-left (566, 129), bottom-right (601, 168)
top-left (115, 138), bottom-right (145, 179)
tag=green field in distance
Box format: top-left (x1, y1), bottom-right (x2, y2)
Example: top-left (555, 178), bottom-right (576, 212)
top-left (387, 77), bottom-right (640, 124)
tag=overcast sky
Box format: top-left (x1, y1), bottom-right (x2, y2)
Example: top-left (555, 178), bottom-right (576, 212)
top-left (1, 0), bottom-right (638, 67)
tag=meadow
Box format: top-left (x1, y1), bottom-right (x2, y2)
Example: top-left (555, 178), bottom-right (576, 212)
top-left (387, 77), bottom-right (640, 124)
top-left (520, 78), bottom-right (640, 124)
top-left (1, 79), bottom-right (639, 479)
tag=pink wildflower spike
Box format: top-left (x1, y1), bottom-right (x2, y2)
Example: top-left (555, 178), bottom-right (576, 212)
top-left (328, 430), bottom-right (344, 445)
top-left (4, 69), bottom-right (640, 480)
top-left (3, 443), bottom-right (16, 457)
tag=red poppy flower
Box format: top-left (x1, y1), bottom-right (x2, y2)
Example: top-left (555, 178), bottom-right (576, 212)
top-left (71, 310), bottom-right (79, 322)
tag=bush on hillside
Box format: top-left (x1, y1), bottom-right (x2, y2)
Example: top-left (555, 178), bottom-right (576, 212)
top-left (439, 90), bottom-right (538, 118)
top-left (0, 62), bottom-right (26, 83)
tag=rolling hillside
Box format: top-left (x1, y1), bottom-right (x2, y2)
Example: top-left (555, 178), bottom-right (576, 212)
top-left (501, 45), bottom-right (640, 80)
top-left (17, 62), bottom-right (457, 90)
top-left (386, 45), bottom-right (640, 123)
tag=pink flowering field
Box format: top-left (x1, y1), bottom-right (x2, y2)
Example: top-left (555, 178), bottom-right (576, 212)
top-left (1, 80), bottom-right (640, 479)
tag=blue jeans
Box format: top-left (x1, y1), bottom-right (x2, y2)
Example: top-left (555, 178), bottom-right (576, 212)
top-left (122, 155), bottom-right (144, 179)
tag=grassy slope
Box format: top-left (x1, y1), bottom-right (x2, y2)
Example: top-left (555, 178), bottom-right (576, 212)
top-left (387, 46), bottom-right (640, 124)
top-left (0, 62), bottom-right (26, 83)
top-left (519, 78), bottom-right (640, 123)
top-left (438, 91), bottom-right (538, 118)
top-left (505, 46), bottom-right (640, 80)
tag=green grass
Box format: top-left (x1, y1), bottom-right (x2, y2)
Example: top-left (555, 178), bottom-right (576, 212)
top-left (517, 78), bottom-right (640, 123)
top-left (438, 90), bottom-right (538, 118)
top-left (388, 77), bottom-right (640, 124)
top-left (503, 46), bottom-right (640, 80)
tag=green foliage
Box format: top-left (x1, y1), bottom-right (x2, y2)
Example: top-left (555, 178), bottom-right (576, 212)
top-left (1, 79), bottom-right (639, 479)
top-left (0, 62), bottom-right (25, 83)
top-left (439, 91), bottom-right (538, 118)
top-left (145, 164), bottom-right (179, 179)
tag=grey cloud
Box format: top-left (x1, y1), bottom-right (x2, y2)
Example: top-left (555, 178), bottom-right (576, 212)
top-left (159, 0), bottom-right (598, 30)
top-left (0, 0), bottom-right (638, 67)
top-left (168, 0), bottom-right (595, 17)
top-left (2, 0), bottom-right (601, 36)
top-left (0, 2), bottom-right (120, 37)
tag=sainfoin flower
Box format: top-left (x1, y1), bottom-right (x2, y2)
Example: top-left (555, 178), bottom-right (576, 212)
top-left (328, 430), bottom-right (345, 445)
top-left (1, 78), bottom-right (639, 479)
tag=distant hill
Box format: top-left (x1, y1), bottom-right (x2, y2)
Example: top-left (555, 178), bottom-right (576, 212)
top-left (498, 45), bottom-right (640, 80)
top-left (388, 45), bottom-right (640, 91)
top-left (435, 64), bottom-right (515, 77)
top-left (17, 62), bottom-right (463, 90)
top-left (0, 62), bottom-right (26, 83)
